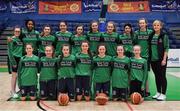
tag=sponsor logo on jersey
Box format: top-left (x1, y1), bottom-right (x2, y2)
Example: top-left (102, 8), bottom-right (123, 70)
top-left (74, 41), bottom-right (82, 46)
top-left (138, 35), bottom-right (149, 40)
top-left (42, 61), bottom-right (55, 67)
top-left (79, 58), bottom-right (91, 64)
top-left (24, 61), bottom-right (37, 67)
top-left (131, 62), bottom-right (144, 70)
top-left (122, 39), bottom-right (132, 45)
top-left (41, 41), bottom-right (53, 46)
top-left (151, 39), bottom-right (158, 45)
top-left (104, 37), bottom-right (116, 42)
top-left (25, 34), bottom-right (37, 38)
top-left (60, 61), bottom-right (73, 66)
top-left (89, 36), bottom-right (100, 41)
top-left (113, 62), bottom-right (127, 69)
top-left (57, 36), bottom-right (69, 41)
top-left (96, 61), bottom-right (110, 67)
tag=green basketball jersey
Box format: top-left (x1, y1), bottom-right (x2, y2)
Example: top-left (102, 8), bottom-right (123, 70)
top-left (55, 31), bottom-right (72, 56)
top-left (101, 32), bottom-right (119, 56)
top-left (112, 56), bottom-right (130, 88)
top-left (75, 53), bottom-right (92, 76)
top-left (40, 57), bottom-right (58, 81)
top-left (38, 35), bottom-right (56, 53)
top-left (71, 35), bottom-right (87, 54)
top-left (119, 34), bottom-right (135, 54)
top-left (18, 55), bottom-right (39, 86)
top-left (86, 31), bottom-right (102, 54)
top-left (93, 55), bottom-right (112, 83)
top-left (57, 54), bottom-right (76, 79)
top-left (130, 57), bottom-right (147, 89)
top-left (135, 29), bottom-right (153, 58)
top-left (22, 28), bottom-right (39, 53)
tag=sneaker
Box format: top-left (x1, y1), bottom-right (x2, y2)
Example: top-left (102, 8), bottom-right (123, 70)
top-left (152, 92), bottom-right (161, 99)
top-left (10, 92), bottom-right (19, 99)
top-left (156, 94), bottom-right (166, 101)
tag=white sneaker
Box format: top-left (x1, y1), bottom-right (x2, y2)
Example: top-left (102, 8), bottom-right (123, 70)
top-left (152, 92), bottom-right (161, 99)
top-left (156, 94), bottom-right (166, 101)
top-left (10, 92), bottom-right (19, 99)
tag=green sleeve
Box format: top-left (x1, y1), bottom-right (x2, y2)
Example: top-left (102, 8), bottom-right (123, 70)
top-left (17, 57), bottom-right (23, 87)
top-left (142, 59), bottom-right (148, 89)
top-left (7, 40), bottom-right (17, 66)
top-left (164, 35), bottom-right (169, 53)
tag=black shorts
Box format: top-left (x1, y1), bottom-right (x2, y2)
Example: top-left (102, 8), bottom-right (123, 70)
top-left (20, 85), bottom-right (36, 97)
top-left (40, 79), bottom-right (57, 99)
top-left (112, 87), bottom-right (128, 100)
top-left (75, 76), bottom-right (90, 96)
top-left (12, 56), bottom-right (21, 72)
top-left (130, 79), bottom-right (143, 96)
top-left (95, 81), bottom-right (110, 96)
top-left (58, 78), bottom-right (75, 99)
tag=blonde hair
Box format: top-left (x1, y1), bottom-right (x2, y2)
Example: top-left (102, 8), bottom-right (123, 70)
top-left (153, 20), bottom-right (163, 27)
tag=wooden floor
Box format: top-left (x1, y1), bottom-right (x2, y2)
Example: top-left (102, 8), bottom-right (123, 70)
top-left (0, 73), bottom-right (180, 111)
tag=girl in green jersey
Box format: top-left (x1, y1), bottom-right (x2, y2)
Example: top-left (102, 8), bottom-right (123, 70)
top-left (18, 44), bottom-right (39, 101)
top-left (7, 26), bottom-right (23, 99)
top-left (75, 41), bottom-right (92, 101)
top-left (39, 45), bottom-right (57, 100)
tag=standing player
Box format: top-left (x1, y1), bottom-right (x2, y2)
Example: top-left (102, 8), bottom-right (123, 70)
top-left (130, 45), bottom-right (147, 98)
top-left (86, 20), bottom-right (102, 55)
top-left (101, 21), bottom-right (119, 56)
top-left (21, 19), bottom-right (39, 55)
top-left (150, 20), bottom-right (169, 101)
top-left (57, 44), bottom-right (76, 101)
top-left (93, 44), bottom-right (112, 98)
top-left (75, 41), bottom-right (92, 101)
top-left (119, 23), bottom-right (135, 57)
top-left (7, 26), bottom-right (23, 98)
top-left (55, 21), bottom-right (72, 56)
top-left (18, 44), bottom-right (39, 101)
top-left (39, 45), bottom-right (57, 100)
top-left (71, 24), bottom-right (87, 55)
top-left (38, 25), bottom-right (56, 57)
top-left (135, 18), bottom-right (153, 96)
top-left (112, 45), bottom-right (130, 101)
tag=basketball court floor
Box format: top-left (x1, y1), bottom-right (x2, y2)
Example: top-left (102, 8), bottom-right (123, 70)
top-left (0, 68), bottom-right (180, 111)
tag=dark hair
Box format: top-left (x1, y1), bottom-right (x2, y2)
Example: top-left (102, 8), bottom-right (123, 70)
top-left (75, 24), bottom-right (84, 34)
top-left (25, 19), bottom-right (35, 29)
top-left (89, 20), bottom-right (99, 33)
top-left (107, 21), bottom-right (116, 32)
top-left (124, 23), bottom-right (134, 37)
top-left (97, 43), bottom-right (107, 55)
top-left (138, 18), bottom-right (148, 31)
top-left (81, 40), bottom-right (92, 58)
top-left (40, 24), bottom-right (52, 36)
top-left (25, 43), bottom-right (34, 49)
top-left (59, 21), bottom-right (68, 26)
top-left (59, 44), bottom-right (71, 63)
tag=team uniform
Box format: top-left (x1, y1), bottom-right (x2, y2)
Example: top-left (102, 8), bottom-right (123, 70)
top-left (112, 56), bottom-right (130, 100)
top-left (119, 33), bottom-right (135, 57)
top-left (54, 31), bottom-right (72, 56)
top-left (130, 57), bottom-right (148, 96)
top-left (38, 35), bottom-right (56, 57)
top-left (8, 37), bottom-right (23, 72)
top-left (57, 54), bottom-right (76, 100)
top-left (21, 28), bottom-right (39, 55)
top-left (93, 55), bottom-right (112, 96)
top-left (18, 55), bottom-right (39, 98)
top-left (86, 31), bottom-right (102, 55)
top-left (150, 31), bottom-right (169, 96)
top-left (75, 53), bottom-right (92, 97)
top-left (101, 32), bottom-right (119, 56)
top-left (39, 57), bottom-right (58, 100)
top-left (135, 29), bottom-right (153, 70)
top-left (71, 35), bottom-right (87, 55)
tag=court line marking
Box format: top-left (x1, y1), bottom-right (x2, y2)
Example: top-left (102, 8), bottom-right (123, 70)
top-left (125, 102), bottom-right (134, 111)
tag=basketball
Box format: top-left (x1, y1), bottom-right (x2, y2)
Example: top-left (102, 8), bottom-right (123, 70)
top-left (58, 93), bottom-right (69, 106)
top-left (95, 93), bottom-right (108, 105)
top-left (130, 92), bottom-right (142, 105)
